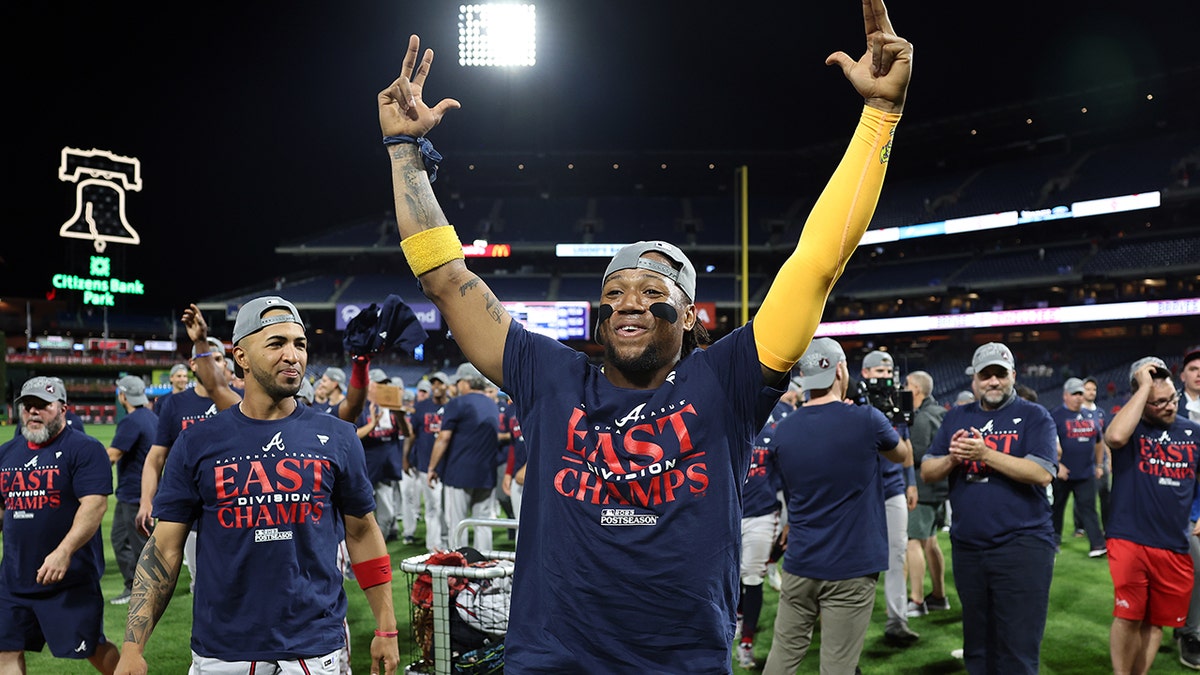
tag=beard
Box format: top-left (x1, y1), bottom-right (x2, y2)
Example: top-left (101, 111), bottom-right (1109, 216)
top-left (604, 335), bottom-right (674, 375)
top-left (252, 368), bottom-right (302, 401)
top-left (24, 413), bottom-right (65, 445)
top-left (980, 385), bottom-right (1012, 410)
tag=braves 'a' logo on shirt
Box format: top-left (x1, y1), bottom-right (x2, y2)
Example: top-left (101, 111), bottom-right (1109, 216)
top-left (560, 400), bottom-right (705, 506)
top-left (1136, 432), bottom-right (1197, 481)
top-left (211, 436), bottom-right (333, 530)
top-left (180, 405), bottom-right (220, 432)
top-left (263, 432), bottom-right (286, 453)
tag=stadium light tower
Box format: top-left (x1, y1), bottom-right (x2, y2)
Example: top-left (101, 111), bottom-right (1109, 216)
top-left (458, 3), bottom-right (536, 67)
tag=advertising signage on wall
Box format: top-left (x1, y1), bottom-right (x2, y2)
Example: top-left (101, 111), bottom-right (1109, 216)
top-left (336, 302), bottom-right (442, 331)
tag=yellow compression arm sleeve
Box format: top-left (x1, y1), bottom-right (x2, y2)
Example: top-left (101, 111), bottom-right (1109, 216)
top-left (754, 105), bottom-right (901, 373)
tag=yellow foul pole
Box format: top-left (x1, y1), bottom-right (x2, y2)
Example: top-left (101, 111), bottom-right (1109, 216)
top-left (739, 165), bottom-right (749, 326)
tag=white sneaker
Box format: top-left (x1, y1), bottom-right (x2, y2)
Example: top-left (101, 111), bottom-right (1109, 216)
top-left (736, 642), bottom-right (756, 668)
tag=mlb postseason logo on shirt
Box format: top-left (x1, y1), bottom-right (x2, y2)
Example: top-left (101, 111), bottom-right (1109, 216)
top-left (599, 508), bottom-right (658, 527)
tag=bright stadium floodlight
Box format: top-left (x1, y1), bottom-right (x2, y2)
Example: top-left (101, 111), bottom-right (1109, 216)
top-left (458, 3), bottom-right (536, 67)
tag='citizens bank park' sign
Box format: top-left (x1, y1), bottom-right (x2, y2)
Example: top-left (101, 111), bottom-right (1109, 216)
top-left (52, 147), bottom-right (149, 307)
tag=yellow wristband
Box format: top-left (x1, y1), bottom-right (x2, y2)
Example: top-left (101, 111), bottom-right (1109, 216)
top-left (400, 226), bottom-right (465, 277)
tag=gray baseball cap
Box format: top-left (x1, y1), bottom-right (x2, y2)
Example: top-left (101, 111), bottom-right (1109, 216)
top-left (116, 375), bottom-right (149, 406)
top-left (603, 240), bottom-right (697, 302)
top-left (417, 380), bottom-right (432, 393)
top-left (1062, 377), bottom-right (1086, 395)
top-left (1129, 356), bottom-right (1170, 384)
top-left (798, 338), bottom-right (846, 391)
top-left (170, 363), bottom-right (189, 376)
top-left (199, 336), bottom-right (228, 357)
top-left (955, 390), bottom-right (976, 405)
top-left (231, 296), bottom-right (303, 346)
top-left (323, 367), bottom-right (346, 386)
top-left (427, 371), bottom-right (449, 384)
top-left (862, 350), bottom-right (893, 370)
top-left (967, 342), bottom-right (1015, 376)
top-left (369, 368), bottom-right (390, 384)
top-left (451, 362), bottom-right (487, 388)
top-left (17, 376), bottom-right (66, 405)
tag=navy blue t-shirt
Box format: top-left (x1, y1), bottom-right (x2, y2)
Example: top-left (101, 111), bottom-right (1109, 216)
top-left (1050, 405), bottom-right (1102, 480)
top-left (743, 399), bottom-right (792, 518)
top-left (927, 395), bottom-right (1057, 549)
top-left (111, 406), bottom-right (158, 504)
top-left (0, 427), bottom-right (112, 594)
top-left (155, 403), bottom-right (374, 661)
top-left (772, 402), bottom-right (898, 580)
top-left (409, 398), bottom-right (443, 473)
top-left (355, 404), bottom-right (404, 484)
top-left (501, 319), bottom-right (777, 673)
top-left (1107, 416), bottom-right (1200, 553)
top-left (438, 391), bottom-right (500, 489)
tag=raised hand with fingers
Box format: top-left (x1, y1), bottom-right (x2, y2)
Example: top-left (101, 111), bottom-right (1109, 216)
top-left (825, 0), bottom-right (913, 114)
top-left (378, 34), bottom-right (462, 139)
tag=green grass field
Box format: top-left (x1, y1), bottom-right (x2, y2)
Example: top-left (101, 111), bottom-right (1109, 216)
top-left (5, 424), bottom-right (1185, 673)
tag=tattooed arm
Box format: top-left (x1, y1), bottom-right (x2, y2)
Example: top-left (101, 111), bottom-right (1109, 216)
top-left (378, 34), bottom-right (510, 386)
top-left (114, 520), bottom-right (188, 675)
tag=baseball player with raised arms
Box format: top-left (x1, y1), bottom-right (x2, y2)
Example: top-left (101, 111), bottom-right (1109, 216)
top-left (378, 0), bottom-right (912, 669)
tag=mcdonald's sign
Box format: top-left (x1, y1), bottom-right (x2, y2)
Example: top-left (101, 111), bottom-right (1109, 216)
top-left (462, 242), bottom-right (512, 257)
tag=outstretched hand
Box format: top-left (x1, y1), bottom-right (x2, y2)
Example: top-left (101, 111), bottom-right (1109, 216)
top-left (825, 0), bottom-right (912, 114)
top-left (181, 303), bottom-right (208, 344)
top-left (378, 34), bottom-right (462, 138)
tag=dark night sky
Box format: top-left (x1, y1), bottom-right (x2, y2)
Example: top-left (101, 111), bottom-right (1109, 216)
top-left (3, 1), bottom-right (1194, 312)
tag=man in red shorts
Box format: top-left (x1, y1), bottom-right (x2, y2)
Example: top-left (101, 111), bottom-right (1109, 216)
top-left (1105, 356), bottom-right (1200, 675)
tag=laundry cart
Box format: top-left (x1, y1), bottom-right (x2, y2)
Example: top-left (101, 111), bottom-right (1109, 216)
top-left (402, 518), bottom-right (518, 675)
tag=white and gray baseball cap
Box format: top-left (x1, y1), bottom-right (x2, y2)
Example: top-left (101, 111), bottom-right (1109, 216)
top-left (1129, 356), bottom-right (1170, 384)
top-left (967, 342), bottom-right (1015, 376)
top-left (231, 296), bottom-right (303, 346)
top-left (17, 376), bottom-right (66, 405)
top-left (603, 240), bottom-right (697, 301)
top-left (798, 338), bottom-right (846, 391)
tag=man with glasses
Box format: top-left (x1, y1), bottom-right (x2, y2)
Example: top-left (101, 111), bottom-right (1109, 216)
top-left (1049, 377), bottom-right (1107, 558)
top-left (1105, 356), bottom-right (1200, 675)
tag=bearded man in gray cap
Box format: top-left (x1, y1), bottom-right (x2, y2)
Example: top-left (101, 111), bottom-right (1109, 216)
top-left (0, 376), bottom-right (120, 673)
top-left (378, 2), bottom-right (913, 668)
top-left (921, 342), bottom-right (1058, 675)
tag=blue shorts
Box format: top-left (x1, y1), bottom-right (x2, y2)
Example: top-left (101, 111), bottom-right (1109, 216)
top-left (0, 579), bottom-right (110, 658)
